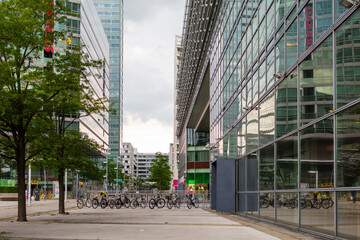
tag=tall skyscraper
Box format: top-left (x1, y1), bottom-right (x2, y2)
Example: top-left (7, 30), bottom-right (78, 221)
top-left (93, 0), bottom-right (124, 162)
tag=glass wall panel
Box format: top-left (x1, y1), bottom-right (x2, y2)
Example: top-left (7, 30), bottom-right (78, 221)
top-left (259, 92), bottom-right (275, 146)
top-left (299, 1), bottom-right (313, 56)
top-left (259, 193), bottom-right (275, 220)
top-left (276, 133), bottom-right (298, 189)
top-left (267, 49), bottom-right (276, 89)
top-left (286, 20), bottom-right (298, 69)
top-left (276, 68), bottom-right (298, 138)
top-left (259, 61), bottom-right (266, 97)
top-left (246, 109), bottom-right (259, 153)
top-left (259, 144), bottom-right (274, 190)
top-left (337, 191), bottom-right (360, 239)
top-left (315, 0), bottom-right (332, 40)
top-left (247, 153), bottom-right (258, 191)
top-left (276, 0), bottom-right (285, 26)
top-left (276, 36), bottom-right (285, 74)
top-left (336, 103), bottom-right (360, 187)
top-left (253, 70), bottom-right (259, 104)
top-left (277, 192), bottom-right (298, 226)
top-left (267, 4), bottom-right (275, 40)
top-left (300, 191), bottom-right (334, 235)
top-left (335, 0), bottom-right (347, 21)
top-left (247, 193), bottom-right (259, 216)
top-left (300, 117), bottom-right (334, 189)
top-left (335, 10), bottom-right (360, 108)
top-left (300, 35), bottom-right (333, 126)
top-left (238, 117), bottom-right (247, 157)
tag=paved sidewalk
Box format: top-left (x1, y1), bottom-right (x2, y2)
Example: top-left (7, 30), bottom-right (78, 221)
top-left (0, 201), bottom-right (316, 240)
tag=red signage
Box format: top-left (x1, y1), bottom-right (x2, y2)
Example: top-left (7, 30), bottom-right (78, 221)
top-left (305, 4), bottom-right (313, 49)
top-left (44, 1), bottom-right (54, 53)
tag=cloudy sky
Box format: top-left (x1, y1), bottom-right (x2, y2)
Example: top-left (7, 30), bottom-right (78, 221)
top-left (123, 1), bottom-right (186, 153)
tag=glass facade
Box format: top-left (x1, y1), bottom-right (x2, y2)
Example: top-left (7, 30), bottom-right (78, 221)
top-left (93, 0), bottom-right (124, 160)
top-left (208, 0), bottom-right (360, 238)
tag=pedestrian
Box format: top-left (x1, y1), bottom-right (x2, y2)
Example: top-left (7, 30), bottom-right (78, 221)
top-left (351, 191), bottom-right (356, 203)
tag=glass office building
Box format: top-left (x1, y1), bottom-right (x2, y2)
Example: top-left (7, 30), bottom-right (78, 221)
top-left (177, 0), bottom-right (360, 238)
top-left (93, 0), bottom-right (124, 161)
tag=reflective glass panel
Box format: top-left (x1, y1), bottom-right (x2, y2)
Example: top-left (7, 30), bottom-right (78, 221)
top-left (336, 103), bottom-right (360, 187)
top-left (286, 20), bottom-right (298, 69)
top-left (246, 109), bottom-right (259, 153)
top-left (277, 192), bottom-right (298, 226)
top-left (276, 68), bottom-right (298, 138)
top-left (259, 144), bottom-right (274, 190)
top-left (335, 10), bottom-right (360, 108)
top-left (300, 117), bottom-right (334, 189)
top-left (276, 36), bottom-right (285, 74)
top-left (300, 191), bottom-right (334, 235)
top-left (299, 1), bottom-right (314, 56)
top-left (337, 191), bottom-right (360, 239)
top-left (267, 49), bottom-right (276, 89)
top-left (315, 0), bottom-right (332, 40)
top-left (259, 92), bottom-right (275, 146)
top-left (299, 35), bottom-right (333, 126)
top-left (247, 153), bottom-right (258, 191)
top-left (276, 133), bottom-right (298, 189)
top-left (259, 193), bottom-right (275, 220)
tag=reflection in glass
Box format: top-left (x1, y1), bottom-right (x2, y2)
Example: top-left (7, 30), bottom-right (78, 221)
top-left (259, 92), bottom-right (275, 146)
top-left (276, 133), bottom-right (298, 189)
top-left (299, 1), bottom-right (313, 56)
top-left (276, 68), bottom-right (297, 138)
top-left (300, 192), bottom-right (334, 235)
top-left (238, 118), bottom-right (246, 157)
top-left (286, 20), bottom-right (297, 69)
top-left (335, 10), bottom-right (360, 108)
top-left (300, 117), bottom-right (334, 189)
top-left (315, 0), bottom-right (332, 40)
top-left (247, 153), bottom-right (258, 191)
top-left (277, 192), bottom-right (298, 226)
top-left (276, 36), bottom-right (285, 74)
top-left (259, 144), bottom-right (274, 190)
top-left (276, 0), bottom-right (285, 26)
top-left (259, 193), bottom-right (275, 220)
top-left (300, 35), bottom-right (333, 126)
top-left (337, 191), bottom-right (360, 239)
top-left (259, 61), bottom-right (266, 97)
top-left (336, 103), bottom-right (360, 187)
top-left (267, 49), bottom-right (275, 89)
top-left (246, 109), bottom-right (259, 153)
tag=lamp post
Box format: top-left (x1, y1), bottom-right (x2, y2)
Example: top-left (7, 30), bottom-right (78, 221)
top-left (104, 148), bottom-right (110, 193)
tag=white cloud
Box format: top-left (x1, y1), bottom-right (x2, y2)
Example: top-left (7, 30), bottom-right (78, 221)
top-left (124, 114), bottom-right (172, 153)
top-left (123, 0), bottom-right (185, 153)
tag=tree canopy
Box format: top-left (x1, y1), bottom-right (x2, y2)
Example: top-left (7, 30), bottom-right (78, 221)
top-left (148, 154), bottom-right (172, 190)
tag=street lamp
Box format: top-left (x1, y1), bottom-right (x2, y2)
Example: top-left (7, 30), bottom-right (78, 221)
top-left (104, 148), bottom-right (110, 193)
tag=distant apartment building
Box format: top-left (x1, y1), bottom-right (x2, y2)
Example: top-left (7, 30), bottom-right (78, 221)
top-left (136, 153), bottom-right (157, 180)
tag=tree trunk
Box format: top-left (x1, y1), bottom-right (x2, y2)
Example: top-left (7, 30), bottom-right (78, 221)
top-left (58, 168), bottom-right (65, 214)
top-left (16, 143), bottom-right (27, 222)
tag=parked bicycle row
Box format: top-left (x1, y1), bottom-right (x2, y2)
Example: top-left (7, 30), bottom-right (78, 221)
top-left (260, 194), bottom-right (334, 209)
top-left (76, 192), bottom-right (201, 210)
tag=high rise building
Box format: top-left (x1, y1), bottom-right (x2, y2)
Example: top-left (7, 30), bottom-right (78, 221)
top-left (177, 0), bottom-right (360, 238)
top-left (93, 0), bottom-right (124, 161)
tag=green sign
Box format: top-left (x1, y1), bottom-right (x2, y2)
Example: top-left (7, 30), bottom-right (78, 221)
top-left (115, 179), bottom-right (122, 182)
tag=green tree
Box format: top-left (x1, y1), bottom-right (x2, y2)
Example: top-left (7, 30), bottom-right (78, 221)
top-left (34, 45), bottom-right (109, 214)
top-left (0, 0), bottom-right (68, 221)
top-left (148, 154), bottom-right (171, 190)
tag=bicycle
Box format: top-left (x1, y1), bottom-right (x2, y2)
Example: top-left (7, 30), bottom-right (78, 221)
top-left (92, 192), bottom-right (108, 209)
top-left (187, 194), bottom-right (199, 209)
top-left (149, 194), bottom-right (165, 209)
top-left (121, 194), bottom-right (131, 208)
top-left (166, 193), bottom-right (181, 209)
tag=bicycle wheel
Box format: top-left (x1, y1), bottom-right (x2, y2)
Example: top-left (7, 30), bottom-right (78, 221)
top-left (115, 199), bottom-right (123, 209)
top-left (260, 199), bottom-right (270, 208)
top-left (77, 200), bottom-right (84, 209)
top-left (157, 198), bottom-right (165, 208)
top-left (124, 198), bottom-right (131, 208)
top-left (85, 199), bottom-right (92, 208)
top-left (140, 199), bottom-right (147, 209)
top-left (100, 198), bottom-right (107, 209)
top-left (175, 198), bottom-right (181, 208)
top-left (187, 199), bottom-right (192, 209)
top-left (131, 199), bottom-right (139, 209)
top-left (109, 199), bottom-right (115, 209)
top-left (314, 200), bottom-right (321, 209)
top-left (149, 198), bottom-right (156, 209)
top-left (194, 198), bottom-right (200, 208)
top-left (167, 200), bottom-right (173, 209)
top-left (92, 198), bottom-right (99, 209)
top-left (321, 199), bottom-right (330, 209)
top-left (305, 200), bottom-right (312, 209)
